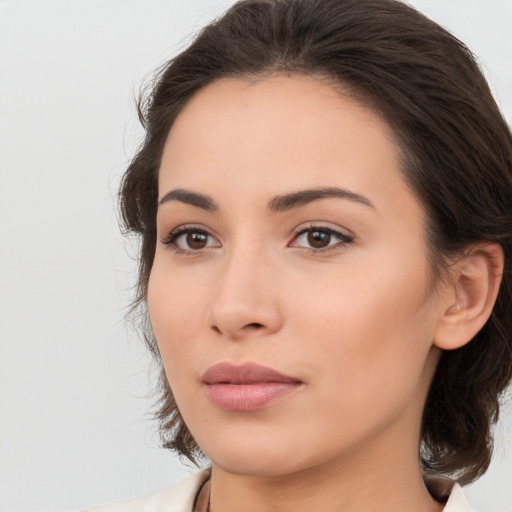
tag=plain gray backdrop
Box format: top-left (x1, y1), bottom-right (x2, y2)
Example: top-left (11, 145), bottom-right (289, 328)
top-left (0, 1), bottom-right (511, 511)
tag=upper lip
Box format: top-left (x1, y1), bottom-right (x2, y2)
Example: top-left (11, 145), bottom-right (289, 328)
top-left (201, 362), bottom-right (301, 385)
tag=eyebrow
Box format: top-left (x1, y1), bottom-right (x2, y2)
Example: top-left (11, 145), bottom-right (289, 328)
top-left (159, 188), bottom-right (218, 212)
top-left (158, 186), bottom-right (374, 212)
top-left (268, 187), bottom-right (374, 212)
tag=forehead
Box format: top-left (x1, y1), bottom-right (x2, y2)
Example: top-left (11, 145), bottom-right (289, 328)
top-left (158, 74), bottom-right (420, 221)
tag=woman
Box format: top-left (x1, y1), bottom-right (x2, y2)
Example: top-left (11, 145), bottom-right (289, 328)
top-left (87, 0), bottom-right (512, 510)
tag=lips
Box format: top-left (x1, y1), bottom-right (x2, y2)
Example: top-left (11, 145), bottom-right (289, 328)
top-left (202, 362), bottom-right (303, 411)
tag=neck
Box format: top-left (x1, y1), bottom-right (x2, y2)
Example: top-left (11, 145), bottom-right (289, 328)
top-left (207, 420), bottom-right (445, 512)
top-left (209, 465), bottom-right (442, 512)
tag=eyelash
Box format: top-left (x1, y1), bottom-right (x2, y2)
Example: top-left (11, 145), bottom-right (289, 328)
top-left (162, 226), bottom-right (218, 254)
top-left (290, 225), bottom-right (354, 253)
top-left (161, 224), bottom-right (354, 255)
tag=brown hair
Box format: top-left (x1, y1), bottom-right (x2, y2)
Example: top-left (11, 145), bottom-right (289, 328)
top-left (120, 0), bottom-right (512, 484)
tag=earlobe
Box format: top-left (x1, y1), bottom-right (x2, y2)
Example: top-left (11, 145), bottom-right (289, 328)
top-left (434, 243), bottom-right (504, 350)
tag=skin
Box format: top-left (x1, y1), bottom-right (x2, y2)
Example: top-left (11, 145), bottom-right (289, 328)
top-left (148, 74), bottom-right (458, 512)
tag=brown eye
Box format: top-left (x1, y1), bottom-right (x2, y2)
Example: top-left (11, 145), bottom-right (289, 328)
top-left (187, 231), bottom-right (208, 249)
top-left (163, 227), bottom-right (220, 252)
top-left (307, 230), bottom-right (331, 248)
top-left (291, 226), bottom-right (354, 252)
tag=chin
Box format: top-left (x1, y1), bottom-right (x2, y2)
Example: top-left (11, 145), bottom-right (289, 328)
top-left (210, 452), bottom-right (307, 478)
top-left (197, 428), bottom-right (328, 478)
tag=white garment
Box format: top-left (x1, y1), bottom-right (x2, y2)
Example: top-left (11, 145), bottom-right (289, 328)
top-left (82, 470), bottom-right (210, 512)
top-left (82, 469), bottom-right (477, 512)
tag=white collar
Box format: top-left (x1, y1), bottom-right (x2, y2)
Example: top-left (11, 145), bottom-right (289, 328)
top-left (83, 469), bottom-right (477, 512)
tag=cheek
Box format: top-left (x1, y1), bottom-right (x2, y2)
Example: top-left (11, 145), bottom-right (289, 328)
top-left (147, 258), bottom-right (210, 376)
top-left (289, 252), bottom-right (437, 407)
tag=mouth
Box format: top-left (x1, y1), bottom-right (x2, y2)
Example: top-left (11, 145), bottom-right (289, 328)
top-left (201, 362), bottom-right (303, 412)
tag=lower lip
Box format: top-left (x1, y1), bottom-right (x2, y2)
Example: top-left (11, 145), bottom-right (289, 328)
top-left (204, 382), bottom-right (302, 411)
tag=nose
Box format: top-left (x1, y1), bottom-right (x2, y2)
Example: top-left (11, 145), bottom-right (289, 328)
top-left (207, 245), bottom-right (283, 341)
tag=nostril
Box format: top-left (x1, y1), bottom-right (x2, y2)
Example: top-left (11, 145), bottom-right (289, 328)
top-left (210, 323), bottom-right (263, 335)
top-left (246, 322), bottom-right (264, 329)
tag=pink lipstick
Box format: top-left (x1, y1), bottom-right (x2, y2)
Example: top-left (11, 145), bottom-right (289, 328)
top-left (202, 362), bottom-right (303, 411)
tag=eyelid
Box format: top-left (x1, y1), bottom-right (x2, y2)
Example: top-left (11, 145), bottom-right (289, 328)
top-left (160, 222), bottom-right (354, 254)
top-left (161, 224), bottom-right (221, 252)
top-left (288, 223), bottom-right (355, 252)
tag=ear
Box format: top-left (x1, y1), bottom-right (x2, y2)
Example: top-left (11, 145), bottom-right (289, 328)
top-left (434, 243), bottom-right (504, 350)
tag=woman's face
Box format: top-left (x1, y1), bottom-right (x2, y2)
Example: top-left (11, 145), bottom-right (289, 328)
top-left (148, 74), bottom-right (446, 476)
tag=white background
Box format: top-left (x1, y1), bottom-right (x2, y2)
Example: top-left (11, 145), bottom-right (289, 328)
top-left (0, 1), bottom-right (511, 511)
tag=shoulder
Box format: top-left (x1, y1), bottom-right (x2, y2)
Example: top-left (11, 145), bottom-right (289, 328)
top-left (81, 470), bottom-right (210, 512)
top-left (424, 474), bottom-right (477, 512)
top-left (82, 470), bottom-right (477, 512)
top-left (443, 483), bottom-right (478, 512)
